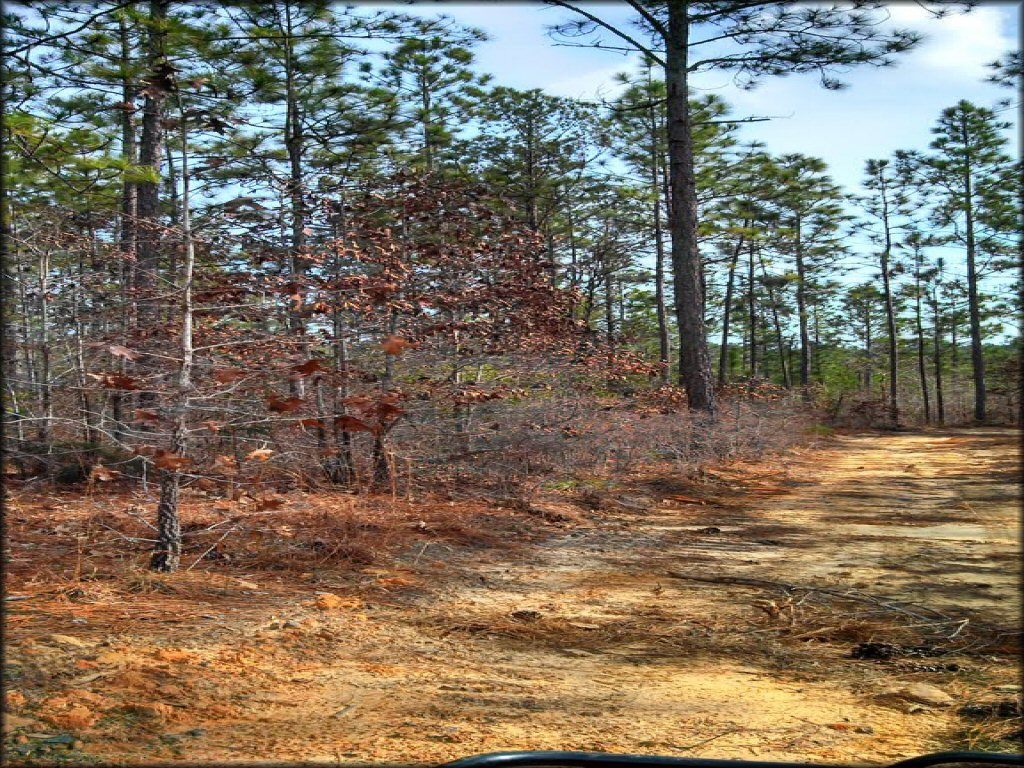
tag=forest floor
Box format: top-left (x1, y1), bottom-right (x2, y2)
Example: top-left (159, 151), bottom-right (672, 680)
top-left (3, 427), bottom-right (1021, 766)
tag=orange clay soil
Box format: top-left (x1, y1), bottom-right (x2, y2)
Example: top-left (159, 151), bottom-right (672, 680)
top-left (3, 428), bottom-right (1021, 766)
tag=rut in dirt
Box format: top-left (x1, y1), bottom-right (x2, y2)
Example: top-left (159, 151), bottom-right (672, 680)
top-left (432, 427), bottom-right (1020, 632)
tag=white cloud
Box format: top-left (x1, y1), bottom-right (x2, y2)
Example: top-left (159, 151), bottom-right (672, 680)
top-left (888, 4), bottom-right (1016, 82)
top-left (544, 59), bottom-right (639, 100)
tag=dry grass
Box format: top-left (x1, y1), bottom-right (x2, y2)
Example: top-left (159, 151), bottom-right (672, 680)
top-left (2, 486), bottom-right (532, 645)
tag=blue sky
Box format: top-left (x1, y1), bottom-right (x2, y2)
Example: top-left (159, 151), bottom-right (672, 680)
top-left (366, 1), bottom-right (1019, 198)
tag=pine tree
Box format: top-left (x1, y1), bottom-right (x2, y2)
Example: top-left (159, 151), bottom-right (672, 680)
top-left (920, 101), bottom-right (1017, 422)
top-left (547, 0), bottom-right (923, 414)
top-left (860, 158), bottom-right (910, 427)
top-left (378, 21), bottom-right (491, 172)
top-left (765, 154), bottom-right (848, 394)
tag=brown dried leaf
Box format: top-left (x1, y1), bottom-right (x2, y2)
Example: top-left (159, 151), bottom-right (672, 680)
top-left (370, 402), bottom-right (404, 420)
top-left (245, 448), bottom-right (274, 462)
top-left (290, 359), bottom-right (325, 377)
top-left (267, 396), bottom-right (304, 413)
top-left (109, 344), bottom-right (142, 361)
top-left (133, 409), bottom-right (162, 425)
top-left (334, 415), bottom-right (374, 433)
top-left (87, 373), bottom-right (141, 390)
top-left (89, 464), bottom-right (119, 482)
top-left (153, 450), bottom-right (191, 470)
top-left (213, 368), bottom-right (246, 384)
top-left (381, 335), bottom-right (411, 355)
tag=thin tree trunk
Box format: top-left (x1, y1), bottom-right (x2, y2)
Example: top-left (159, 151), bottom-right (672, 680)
top-left (163, 135), bottom-right (179, 287)
top-left (78, 224), bottom-right (102, 451)
top-left (930, 286), bottom-right (946, 426)
top-left (960, 116), bottom-right (986, 422)
top-left (718, 230), bottom-right (744, 386)
top-left (864, 307), bottom-right (873, 391)
top-left (655, 193), bottom-right (671, 385)
top-left (654, 148), bottom-right (673, 383)
top-left (281, 2), bottom-right (309, 399)
top-left (36, 250), bottom-right (52, 446)
top-left (747, 240), bottom-right (757, 380)
top-left (604, 269), bottom-right (615, 353)
top-left (812, 303), bottom-right (822, 382)
top-left (36, 247), bottom-right (54, 482)
top-left (135, 0), bottom-right (169, 311)
top-left (151, 103), bottom-right (193, 573)
top-left (877, 176), bottom-right (899, 426)
top-left (653, 194), bottom-right (670, 383)
top-left (913, 250), bottom-right (931, 424)
top-left (793, 215), bottom-right (810, 393)
top-left (135, 0), bottom-right (169, 418)
top-left (420, 69), bottom-right (435, 171)
top-left (758, 251), bottom-right (790, 389)
top-left (113, 16), bottom-right (138, 444)
top-left (329, 205), bottom-right (356, 485)
top-left (332, 331), bottom-right (356, 485)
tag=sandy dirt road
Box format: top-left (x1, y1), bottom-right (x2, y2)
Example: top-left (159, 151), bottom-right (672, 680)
top-left (5, 428), bottom-right (1020, 765)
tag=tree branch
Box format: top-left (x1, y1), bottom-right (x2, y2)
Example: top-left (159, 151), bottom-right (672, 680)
top-left (623, 0), bottom-right (669, 40)
top-left (545, 0), bottom-right (666, 68)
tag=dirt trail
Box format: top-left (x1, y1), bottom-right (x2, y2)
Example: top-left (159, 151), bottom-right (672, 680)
top-left (5, 429), bottom-right (1021, 765)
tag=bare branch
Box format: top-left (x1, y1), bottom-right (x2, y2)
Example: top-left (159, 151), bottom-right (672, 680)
top-left (545, 0), bottom-right (666, 67)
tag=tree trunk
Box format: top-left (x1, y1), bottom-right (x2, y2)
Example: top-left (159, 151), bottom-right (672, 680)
top-left (877, 178), bottom-right (899, 427)
top-left (78, 226), bottom-right (102, 452)
top-left (282, 2), bottom-right (309, 399)
top-left (793, 215), bottom-right (810, 393)
top-left (134, 0), bottom-right (169, 419)
top-left (653, 194), bottom-right (671, 383)
top-left (758, 251), bottom-right (790, 388)
top-left (331, 330), bottom-right (356, 485)
top-left (372, 434), bottom-right (391, 490)
top-left (864, 307), bottom-right (873, 391)
top-left (151, 102), bottom-right (194, 573)
top-left (418, 61), bottom-right (436, 171)
top-left (960, 116), bottom-right (986, 422)
top-left (36, 250), bottom-right (52, 450)
top-left (930, 286), bottom-right (946, 425)
top-left (812, 302), bottom-right (823, 382)
top-left (746, 240), bottom-right (757, 380)
top-left (113, 15), bottom-right (138, 444)
top-left (655, 149), bottom-right (673, 383)
top-left (135, 0), bottom-right (169, 310)
top-left (717, 230), bottom-right (744, 386)
top-left (913, 251), bottom-right (931, 423)
top-left (665, 0), bottom-right (715, 413)
top-left (604, 269), bottom-right (615, 353)
top-left (163, 135), bottom-right (179, 286)
top-left (329, 205), bottom-right (356, 486)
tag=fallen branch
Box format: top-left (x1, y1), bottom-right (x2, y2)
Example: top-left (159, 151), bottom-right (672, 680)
top-left (184, 525), bottom-right (240, 572)
top-left (664, 570), bottom-right (952, 623)
top-left (96, 522), bottom-right (158, 543)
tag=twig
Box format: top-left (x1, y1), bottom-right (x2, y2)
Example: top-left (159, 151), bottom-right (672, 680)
top-left (411, 541), bottom-right (431, 567)
top-left (95, 522), bottom-right (158, 543)
top-left (674, 728), bottom-right (742, 752)
top-left (116, 505), bottom-right (159, 531)
top-left (664, 570), bottom-right (952, 623)
top-left (946, 618), bottom-right (970, 639)
top-left (184, 525), bottom-right (240, 572)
